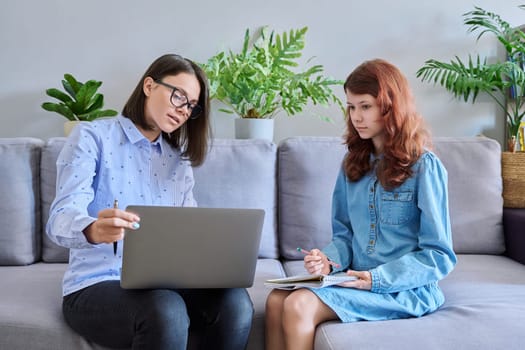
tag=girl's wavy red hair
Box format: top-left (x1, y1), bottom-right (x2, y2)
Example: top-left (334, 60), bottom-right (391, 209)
top-left (342, 59), bottom-right (431, 190)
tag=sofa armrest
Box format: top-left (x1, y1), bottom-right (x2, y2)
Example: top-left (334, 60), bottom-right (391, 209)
top-left (503, 207), bottom-right (525, 265)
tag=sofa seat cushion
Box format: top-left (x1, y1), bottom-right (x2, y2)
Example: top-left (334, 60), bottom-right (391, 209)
top-left (0, 263), bottom-right (111, 350)
top-left (0, 259), bottom-right (285, 350)
top-left (308, 254), bottom-right (525, 349)
top-left (245, 258), bottom-right (286, 350)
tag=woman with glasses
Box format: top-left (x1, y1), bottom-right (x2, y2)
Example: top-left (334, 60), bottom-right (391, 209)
top-left (47, 54), bottom-right (253, 350)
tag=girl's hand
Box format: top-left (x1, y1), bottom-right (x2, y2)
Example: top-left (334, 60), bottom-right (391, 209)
top-left (338, 270), bottom-right (372, 290)
top-left (303, 249), bottom-right (332, 275)
top-left (84, 207), bottom-right (140, 244)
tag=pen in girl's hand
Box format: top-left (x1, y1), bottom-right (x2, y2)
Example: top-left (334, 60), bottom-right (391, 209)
top-left (297, 247), bottom-right (341, 268)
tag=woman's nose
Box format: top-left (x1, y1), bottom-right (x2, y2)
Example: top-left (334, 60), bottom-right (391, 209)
top-left (175, 104), bottom-right (191, 118)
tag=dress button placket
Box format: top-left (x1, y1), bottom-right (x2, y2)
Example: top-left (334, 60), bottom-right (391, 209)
top-left (367, 179), bottom-right (378, 254)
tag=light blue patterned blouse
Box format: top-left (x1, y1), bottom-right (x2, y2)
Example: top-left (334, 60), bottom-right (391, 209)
top-left (314, 152), bottom-right (457, 322)
top-left (46, 115), bottom-right (197, 296)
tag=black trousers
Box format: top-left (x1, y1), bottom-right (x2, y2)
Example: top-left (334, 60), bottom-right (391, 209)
top-left (63, 281), bottom-right (253, 350)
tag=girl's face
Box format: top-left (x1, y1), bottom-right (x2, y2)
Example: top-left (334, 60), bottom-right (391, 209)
top-left (346, 91), bottom-right (385, 152)
top-left (142, 72), bottom-right (201, 141)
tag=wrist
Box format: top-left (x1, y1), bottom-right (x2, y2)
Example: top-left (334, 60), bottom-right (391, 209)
top-left (83, 222), bottom-right (98, 244)
top-left (323, 261), bottom-right (333, 274)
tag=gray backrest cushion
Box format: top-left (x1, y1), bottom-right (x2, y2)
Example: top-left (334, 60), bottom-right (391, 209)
top-left (278, 137), bottom-right (346, 260)
top-left (277, 136), bottom-right (504, 260)
top-left (41, 138), bottom-right (279, 261)
top-left (0, 138), bottom-right (43, 265)
top-left (433, 137), bottom-right (504, 254)
top-left (193, 139), bottom-right (278, 259)
top-left (41, 137), bottom-right (69, 262)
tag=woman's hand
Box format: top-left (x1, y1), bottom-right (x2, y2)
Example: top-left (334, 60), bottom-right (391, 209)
top-left (338, 270), bottom-right (372, 290)
top-left (303, 249), bottom-right (332, 275)
top-left (83, 208), bottom-right (140, 244)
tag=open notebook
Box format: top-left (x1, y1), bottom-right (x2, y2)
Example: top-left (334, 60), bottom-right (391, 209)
top-left (265, 273), bottom-right (357, 290)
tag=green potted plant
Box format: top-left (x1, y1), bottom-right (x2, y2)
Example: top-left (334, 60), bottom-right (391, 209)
top-left (42, 73), bottom-right (118, 135)
top-left (416, 5), bottom-right (525, 152)
top-left (200, 26), bottom-right (344, 140)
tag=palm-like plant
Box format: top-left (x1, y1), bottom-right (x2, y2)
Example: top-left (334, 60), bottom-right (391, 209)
top-left (42, 73), bottom-right (118, 121)
top-left (200, 26), bottom-right (344, 120)
top-left (417, 5), bottom-right (525, 151)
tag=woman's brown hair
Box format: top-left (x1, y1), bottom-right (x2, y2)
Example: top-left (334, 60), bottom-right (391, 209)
top-left (122, 54), bottom-right (211, 166)
top-left (343, 59), bottom-right (430, 190)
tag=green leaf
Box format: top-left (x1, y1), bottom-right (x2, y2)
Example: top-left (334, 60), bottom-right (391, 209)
top-left (63, 73), bottom-right (82, 97)
top-left (41, 102), bottom-right (76, 121)
top-left (218, 108), bottom-right (235, 114)
top-left (81, 109), bottom-right (118, 121)
top-left (45, 88), bottom-right (73, 104)
top-left (72, 80), bottom-right (102, 114)
top-left (84, 93), bottom-right (104, 113)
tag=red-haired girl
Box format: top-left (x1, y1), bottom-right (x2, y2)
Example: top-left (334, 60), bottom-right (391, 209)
top-left (265, 59), bottom-right (457, 350)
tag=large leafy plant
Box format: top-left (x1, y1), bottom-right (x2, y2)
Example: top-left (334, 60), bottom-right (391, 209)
top-left (42, 73), bottom-right (118, 121)
top-left (417, 5), bottom-right (525, 151)
top-left (200, 26), bottom-right (344, 120)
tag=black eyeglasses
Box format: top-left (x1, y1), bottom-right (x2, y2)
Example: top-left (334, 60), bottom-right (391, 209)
top-left (155, 80), bottom-right (202, 119)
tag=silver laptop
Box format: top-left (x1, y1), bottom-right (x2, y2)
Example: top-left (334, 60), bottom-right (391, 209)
top-left (120, 205), bottom-right (265, 289)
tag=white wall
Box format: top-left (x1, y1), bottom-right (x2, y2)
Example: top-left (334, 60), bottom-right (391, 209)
top-left (1, 0), bottom-right (523, 145)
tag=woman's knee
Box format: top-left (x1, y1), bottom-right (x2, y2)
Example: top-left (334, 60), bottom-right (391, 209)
top-left (221, 288), bottom-right (254, 325)
top-left (140, 290), bottom-right (190, 330)
top-left (283, 289), bottom-right (317, 318)
top-left (266, 289), bottom-right (287, 315)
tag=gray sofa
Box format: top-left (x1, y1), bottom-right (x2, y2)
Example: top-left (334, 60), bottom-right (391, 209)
top-left (1, 135), bottom-right (524, 350)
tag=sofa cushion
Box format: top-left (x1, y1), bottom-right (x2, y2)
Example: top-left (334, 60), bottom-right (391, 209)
top-left (313, 254), bottom-right (525, 349)
top-left (278, 137), bottom-right (346, 260)
top-left (41, 138), bottom-right (69, 262)
top-left (41, 138), bottom-right (279, 261)
top-left (0, 138), bottom-right (43, 265)
top-left (0, 263), bottom-right (112, 350)
top-left (0, 259), bottom-right (285, 350)
top-left (278, 136), bottom-right (505, 260)
top-left (433, 137), bottom-right (504, 254)
top-left (193, 139), bottom-right (278, 259)
top-left (246, 259), bottom-right (286, 350)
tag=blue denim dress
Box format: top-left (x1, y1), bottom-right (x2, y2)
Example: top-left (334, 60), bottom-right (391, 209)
top-left (313, 152), bottom-right (457, 322)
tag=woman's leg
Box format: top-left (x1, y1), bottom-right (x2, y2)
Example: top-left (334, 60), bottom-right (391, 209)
top-left (63, 281), bottom-right (189, 350)
top-left (181, 288), bottom-right (254, 350)
top-left (265, 289), bottom-right (293, 350)
top-left (282, 289), bottom-right (339, 350)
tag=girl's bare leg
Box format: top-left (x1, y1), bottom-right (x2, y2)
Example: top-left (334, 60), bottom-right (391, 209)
top-left (265, 289), bottom-right (292, 350)
top-left (282, 289), bottom-right (339, 350)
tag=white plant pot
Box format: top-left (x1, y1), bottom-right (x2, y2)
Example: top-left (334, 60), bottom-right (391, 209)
top-left (64, 120), bottom-right (81, 136)
top-left (234, 118), bottom-right (274, 141)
